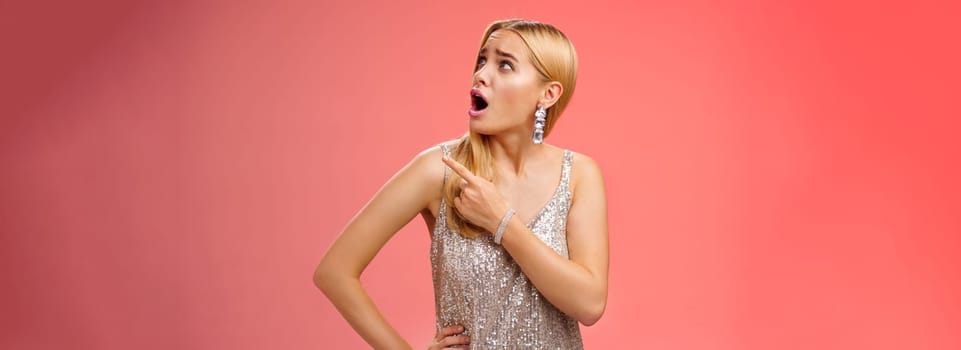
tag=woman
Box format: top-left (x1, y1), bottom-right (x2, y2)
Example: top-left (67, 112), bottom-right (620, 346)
top-left (314, 19), bottom-right (609, 349)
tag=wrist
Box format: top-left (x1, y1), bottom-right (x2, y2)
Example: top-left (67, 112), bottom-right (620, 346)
top-left (493, 208), bottom-right (515, 244)
top-left (485, 204), bottom-right (510, 233)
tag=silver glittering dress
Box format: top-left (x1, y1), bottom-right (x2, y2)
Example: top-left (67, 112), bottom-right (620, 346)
top-left (430, 143), bottom-right (584, 349)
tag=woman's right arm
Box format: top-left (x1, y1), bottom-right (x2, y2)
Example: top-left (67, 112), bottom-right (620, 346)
top-left (313, 146), bottom-right (445, 349)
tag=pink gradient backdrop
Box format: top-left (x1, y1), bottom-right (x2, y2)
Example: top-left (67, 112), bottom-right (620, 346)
top-left (1, 1), bottom-right (959, 349)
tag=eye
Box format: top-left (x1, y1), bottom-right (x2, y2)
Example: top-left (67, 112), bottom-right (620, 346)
top-left (499, 60), bottom-right (514, 71)
top-left (475, 56), bottom-right (487, 70)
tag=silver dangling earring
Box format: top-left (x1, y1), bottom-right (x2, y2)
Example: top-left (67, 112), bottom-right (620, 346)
top-left (532, 106), bottom-right (547, 144)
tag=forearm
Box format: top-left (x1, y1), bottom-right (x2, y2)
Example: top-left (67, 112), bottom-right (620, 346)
top-left (498, 217), bottom-right (607, 325)
top-left (315, 272), bottom-right (413, 349)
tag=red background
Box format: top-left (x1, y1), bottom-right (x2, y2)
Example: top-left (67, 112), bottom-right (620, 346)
top-left (1, 1), bottom-right (959, 349)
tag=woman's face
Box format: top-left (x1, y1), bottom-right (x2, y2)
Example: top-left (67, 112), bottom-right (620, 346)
top-left (468, 29), bottom-right (546, 136)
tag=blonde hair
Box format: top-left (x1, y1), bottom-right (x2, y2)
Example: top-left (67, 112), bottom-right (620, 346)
top-left (444, 19), bottom-right (578, 238)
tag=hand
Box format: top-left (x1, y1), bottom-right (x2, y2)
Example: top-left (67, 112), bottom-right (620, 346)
top-left (442, 156), bottom-right (510, 233)
top-left (427, 325), bottom-right (470, 349)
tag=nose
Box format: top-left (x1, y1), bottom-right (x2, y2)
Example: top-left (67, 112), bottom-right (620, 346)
top-left (472, 64), bottom-right (490, 87)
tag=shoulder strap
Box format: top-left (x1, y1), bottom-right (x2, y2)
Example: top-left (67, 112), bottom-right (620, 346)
top-left (439, 143), bottom-right (452, 179)
top-left (561, 149), bottom-right (574, 186)
top-left (437, 143), bottom-right (454, 218)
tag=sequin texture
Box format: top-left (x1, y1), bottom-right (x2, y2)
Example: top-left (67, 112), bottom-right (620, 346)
top-left (430, 143), bottom-right (583, 349)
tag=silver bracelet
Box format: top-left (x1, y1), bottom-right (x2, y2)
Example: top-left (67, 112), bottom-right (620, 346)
top-left (494, 208), bottom-right (515, 244)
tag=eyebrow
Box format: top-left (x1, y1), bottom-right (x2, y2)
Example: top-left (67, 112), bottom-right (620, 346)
top-left (479, 48), bottom-right (518, 62)
top-left (495, 49), bottom-right (517, 62)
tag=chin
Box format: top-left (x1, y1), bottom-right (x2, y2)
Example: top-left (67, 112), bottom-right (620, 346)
top-left (467, 125), bottom-right (493, 136)
top-left (467, 121), bottom-right (497, 136)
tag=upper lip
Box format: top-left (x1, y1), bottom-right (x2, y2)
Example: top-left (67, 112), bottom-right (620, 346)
top-left (470, 88), bottom-right (487, 108)
top-left (470, 88), bottom-right (486, 102)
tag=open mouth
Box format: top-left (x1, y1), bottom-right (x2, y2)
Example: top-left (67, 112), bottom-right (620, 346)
top-left (470, 89), bottom-right (488, 112)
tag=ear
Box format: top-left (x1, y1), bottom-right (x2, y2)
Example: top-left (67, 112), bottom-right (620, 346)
top-left (538, 81), bottom-right (564, 109)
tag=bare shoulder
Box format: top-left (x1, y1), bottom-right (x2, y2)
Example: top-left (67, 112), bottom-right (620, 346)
top-left (406, 143), bottom-right (446, 183)
top-left (569, 150), bottom-right (604, 181)
top-left (403, 139), bottom-right (460, 195)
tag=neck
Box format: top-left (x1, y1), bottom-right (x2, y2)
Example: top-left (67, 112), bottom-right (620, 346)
top-left (487, 133), bottom-right (546, 177)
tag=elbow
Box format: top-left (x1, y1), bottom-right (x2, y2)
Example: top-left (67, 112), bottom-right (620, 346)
top-left (313, 249), bottom-right (362, 295)
top-left (312, 259), bottom-right (338, 293)
top-left (312, 264), bottom-right (327, 291)
top-left (576, 296), bottom-right (607, 327)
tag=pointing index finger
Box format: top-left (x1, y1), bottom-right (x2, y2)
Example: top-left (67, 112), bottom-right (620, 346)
top-left (442, 156), bottom-right (476, 184)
